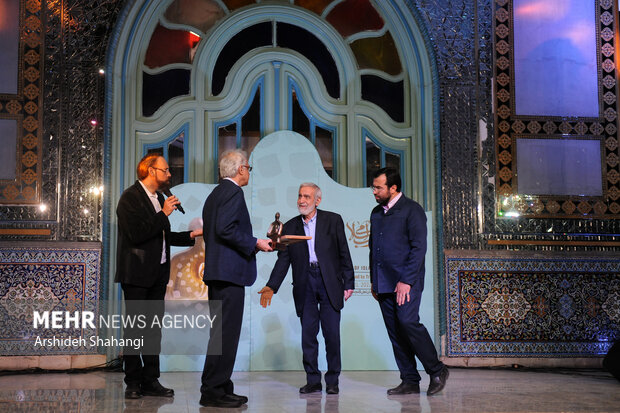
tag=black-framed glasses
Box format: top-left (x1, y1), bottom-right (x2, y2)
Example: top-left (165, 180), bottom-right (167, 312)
top-left (241, 165), bottom-right (253, 172)
top-left (151, 167), bottom-right (170, 174)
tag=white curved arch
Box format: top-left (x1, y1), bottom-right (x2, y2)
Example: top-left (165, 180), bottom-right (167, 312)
top-left (107, 0), bottom-right (439, 314)
top-left (192, 5), bottom-right (358, 100)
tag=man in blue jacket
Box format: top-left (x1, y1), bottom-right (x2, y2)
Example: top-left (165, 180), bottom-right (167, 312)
top-left (200, 149), bottom-right (273, 408)
top-left (369, 167), bottom-right (448, 396)
top-left (258, 183), bottom-right (354, 395)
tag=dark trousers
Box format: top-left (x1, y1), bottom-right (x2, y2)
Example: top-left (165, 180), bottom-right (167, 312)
top-left (604, 340), bottom-right (620, 381)
top-left (121, 263), bottom-right (168, 387)
top-left (378, 291), bottom-right (444, 383)
top-left (300, 266), bottom-right (341, 386)
top-left (201, 281), bottom-right (245, 398)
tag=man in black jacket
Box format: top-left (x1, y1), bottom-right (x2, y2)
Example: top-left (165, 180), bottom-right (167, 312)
top-left (116, 153), bottom-right (201, 399)
top-left (259, 183), bottom-right (354, 395)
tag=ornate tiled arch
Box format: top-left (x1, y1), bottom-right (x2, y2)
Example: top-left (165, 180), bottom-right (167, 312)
top-left (494, 0), bottom-right (620, 218)
top-left (0, 0), bottom-right (42, 205)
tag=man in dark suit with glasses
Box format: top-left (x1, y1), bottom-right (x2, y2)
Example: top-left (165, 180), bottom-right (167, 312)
top-left (116, 153), bottom-right (201, 399)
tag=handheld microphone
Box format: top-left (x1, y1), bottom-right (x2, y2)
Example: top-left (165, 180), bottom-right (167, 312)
top-left (162, 188), bottom-right (185, 214)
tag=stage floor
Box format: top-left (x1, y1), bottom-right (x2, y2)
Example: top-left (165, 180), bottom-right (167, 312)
top-left (0, 368), bottom-right (617, 412)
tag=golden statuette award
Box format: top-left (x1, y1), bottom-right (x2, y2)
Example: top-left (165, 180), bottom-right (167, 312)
top-left (267, 212), bottom-right (311, 250)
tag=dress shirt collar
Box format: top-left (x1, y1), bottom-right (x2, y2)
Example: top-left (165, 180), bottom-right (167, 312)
top-left (138, 180), bottom-right (158, 199)
top-left (223, 177), bottom-right (240, 186)
top-left (383, 192), bottom-right (402, 213)
top-left (302, 210), bottom-right (318, 225)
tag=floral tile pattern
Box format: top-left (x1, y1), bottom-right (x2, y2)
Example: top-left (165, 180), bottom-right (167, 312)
top-left (0, 243), bottom-right (101, 355)
top-left (445, 252), bottom-right (619, 357)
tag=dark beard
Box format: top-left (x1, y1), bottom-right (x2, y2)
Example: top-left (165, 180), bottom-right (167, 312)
top-left (158, 179), bottom-right (171, 192)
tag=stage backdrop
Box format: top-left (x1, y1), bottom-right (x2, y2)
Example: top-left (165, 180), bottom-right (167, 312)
top-left (160, 131), bottom-right (436, 371)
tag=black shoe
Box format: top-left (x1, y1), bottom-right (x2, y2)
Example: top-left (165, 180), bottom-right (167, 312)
top-left (326, 384), bottom-right (339, 394)
top-left (299, 383), bottom-right (322, 394)
top-left (125, 385), bottom-right (142, 399)
top-left (200, 394), bottom-right (244, 408)
top-left (427, 366), bottom-right (449, 396)
top-left (141, 380), bottom-right (174, 397)
top-left (387, 381), bottom-right (420, 395)
top-left (226, 393), bottom-right (248, 404)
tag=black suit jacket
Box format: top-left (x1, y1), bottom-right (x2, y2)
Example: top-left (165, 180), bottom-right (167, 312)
top-left (266, 209), bottom-right (354, 316)
top-left (115, 180), bottom-right (194, 287)
top-left (202, 179), bottom-right (258, 287)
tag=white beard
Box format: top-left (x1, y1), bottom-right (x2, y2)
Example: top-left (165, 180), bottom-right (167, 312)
top-left (298, 205), bottom-right (315, 216)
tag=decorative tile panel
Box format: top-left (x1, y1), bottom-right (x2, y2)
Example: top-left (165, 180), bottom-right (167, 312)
top-left (0, 242), bottom-right (101, 355)
top-left (446, 251), bottom-right (619, 357)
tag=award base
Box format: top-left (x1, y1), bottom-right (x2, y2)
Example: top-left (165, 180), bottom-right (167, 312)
top-left (273, 235), bottom-right (311, 251)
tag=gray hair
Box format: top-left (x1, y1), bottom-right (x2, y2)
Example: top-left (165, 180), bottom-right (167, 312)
top-left (219, 149), bottom-right (247, 178)
top-left (299, 182), bottom-right (322, 199)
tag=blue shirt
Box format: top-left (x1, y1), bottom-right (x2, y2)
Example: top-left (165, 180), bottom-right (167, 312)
top-left (302, 213), bottom-right (318, 264)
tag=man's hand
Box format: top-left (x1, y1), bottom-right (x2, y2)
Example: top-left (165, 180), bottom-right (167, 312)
top-left (258, 286), bottom-right (274, 307)
top-left (190, 228), bottom-right (203, 239)
top-left (162, 195), bottom-right (180, 216)
top-left (394, 281), bottom-right (411, 306)
top-left (256, 238), bottom-right (273, 252)
top-left (344, 289), bottom-right (353, 301)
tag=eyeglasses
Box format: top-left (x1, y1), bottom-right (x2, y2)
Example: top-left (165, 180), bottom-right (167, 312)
top-left (241, 165), bottom-right (253, 172)
top-left (371, 186), bottom-right (386, 192)
top-left (151, 167), bottom-right (170, 174)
